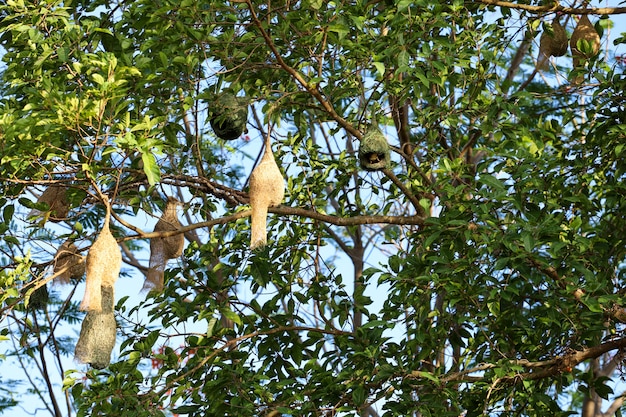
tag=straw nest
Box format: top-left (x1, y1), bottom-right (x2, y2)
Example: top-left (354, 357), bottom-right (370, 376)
top-left (80, 196), bottom-right (121, 313)
top-left (537, 17), bottom-right (568, 69)
top-left (74, 285), bottom-right (117, 369)
top-left (358, 127), bottom-right (390, 171)
top-left (209, 93), bottom-right (249, 140)
top-left (53, 240), bottom-right (85, 285)
top-left (143, 197), bottom-right (184, 292)
top-left (570, 15), bottom-right (600, 83)
top-left (28, 184), bottom-right (70, 223)
top-left (249, 137), bottom-right (285, 250)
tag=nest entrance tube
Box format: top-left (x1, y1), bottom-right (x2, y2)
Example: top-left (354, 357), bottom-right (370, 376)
top-left (74, 285), bottom-right (117, 369)
top-left (209, 93), bottom-right (249, 140)
top-left (358, 127), bottom-right (390, 171)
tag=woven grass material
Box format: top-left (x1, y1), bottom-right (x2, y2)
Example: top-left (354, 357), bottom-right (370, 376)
top-left (74, 285), bottom-right (116, 369)
top-left (570, 15), bottom-right (600, 83)
top-left (143, 197), bottom-right (184, 292)
top-left (358, 127), bottom-right (390, 171)
top-left (537, 17), bottom-right (568, 69)
top-left (29, 285), bottom-right (49, 310)
top-left (28, 184), bottom-right (69, 223)
top-left (249, 136), bottom-right (285, 250)
top-left (80, 196), bottom-right (121, 312)
top-left (209, 93), bottom-right (249, 140)
top-left (53, 240), bottom-right (85, 285)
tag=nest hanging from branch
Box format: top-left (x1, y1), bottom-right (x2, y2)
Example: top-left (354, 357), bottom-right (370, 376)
top-left (28, 285), bottom-right (49, 310)
top-left (80, 195), bottom-right (121, 313)
top-left (53, 240), bottom-right (85, 285)
top-left (249, 136), bottom-right (285, 250)
top-left (537, 17), bottom-right (568, 69)
top-left (358, 127), bottom-right (390, 171)
top-left (570, 15), bottom-right (600, 84)
top-left (209, 93), bottom-right (249, 140)
top-left (143, 197), bottom-right (184, 292)
top-left (28, 184), bottom-right (70, 223)
top-left (74, 285), bottom-right (117, 369)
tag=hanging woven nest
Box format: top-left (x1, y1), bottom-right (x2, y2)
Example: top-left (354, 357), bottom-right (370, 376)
top-left (28, 184), bottom-right (70, 223)
top-left (209, 93), bottom-right (249, 140)
top-left (537, 17), bottom-right (568, 69)
top-left (80, 196), bottom-right (121, 312)
top-left (28, 285), bottom-right (49, 311)
top-left (74, 285), bottom-right (117, 369)
top-left (358, 127), bottom-right (390, 171)
top-left (570, 15), bottom-right (600, 83)
top-left (249, 137), bottom-right (285, 250)
top-left (143, 197), bottom-right (184, 292)
top-left (53, 240), bottom-right (85, 285)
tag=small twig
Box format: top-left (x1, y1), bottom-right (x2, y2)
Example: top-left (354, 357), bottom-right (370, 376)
top-left (244, 0), bottom-right (362, 139)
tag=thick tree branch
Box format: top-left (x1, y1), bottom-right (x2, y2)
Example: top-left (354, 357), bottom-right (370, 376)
top-left (505, 338), bottom-right (626, 382)
top-left (118, 207), bottom-right (425, 244)
top-left (441, 337), bottom-right (626, 385)
top-left (473, 0), bottom-right (626, 14)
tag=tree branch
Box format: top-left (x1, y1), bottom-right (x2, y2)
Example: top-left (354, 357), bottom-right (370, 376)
top-left (441, 337), bottom-right (626, 385)
top-left (118, 207), bottom-right (425, 243)
top-left (474, 0), bottom-right (626, 14)
top-left (381, 168), bottom-right (425, 215)
top-left (602, 391), bottom-right (625, 417)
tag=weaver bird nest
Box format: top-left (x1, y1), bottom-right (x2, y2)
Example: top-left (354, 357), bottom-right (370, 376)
top-left (53, 240), bottom-right (85, 285)
top-left (570, 15), bottom-right (600, 84)
top-left (249, 138), bottom-right (285, 250)
top-left (537, 17), bottom-right (568, 69)
top-left (28, 184), bottom-right (70, 223)
top-left (144, 196), bottom-right (184, 292)
top-left (358, 127), bottom-right (390, 171)
top-left (209, 93), bottom-right (249, 140)
top-left (80, 196), bottom-right (121, 313)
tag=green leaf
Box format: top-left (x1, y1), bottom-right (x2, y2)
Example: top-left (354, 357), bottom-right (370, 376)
top-left (522, 232), bottom-right (533, 253)
top-left (488, 301), bottom-right (500, 317)
top-left (479, 174), bottom-right (506, 193)
top-left (361, 320), bottom-right (389, 329)
top-left (222, 308), bottom-right (242, 326)
top-left (3, 204), bottom-right (14, 224)
top-left (141, 152), bottom-right (160, 186)
top-left (373, 62), bottom-right (385, 78)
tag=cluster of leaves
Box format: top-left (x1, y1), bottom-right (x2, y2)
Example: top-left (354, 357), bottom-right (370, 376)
top-left (0, 0), bottom-right (625, 416)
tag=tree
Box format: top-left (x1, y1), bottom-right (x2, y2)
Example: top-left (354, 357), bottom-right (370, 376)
top-left (1, 0), bottom-right (626, 415)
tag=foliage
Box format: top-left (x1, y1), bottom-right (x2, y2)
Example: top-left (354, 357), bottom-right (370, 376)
top-left (1, 0), bottom-right (626, 416)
